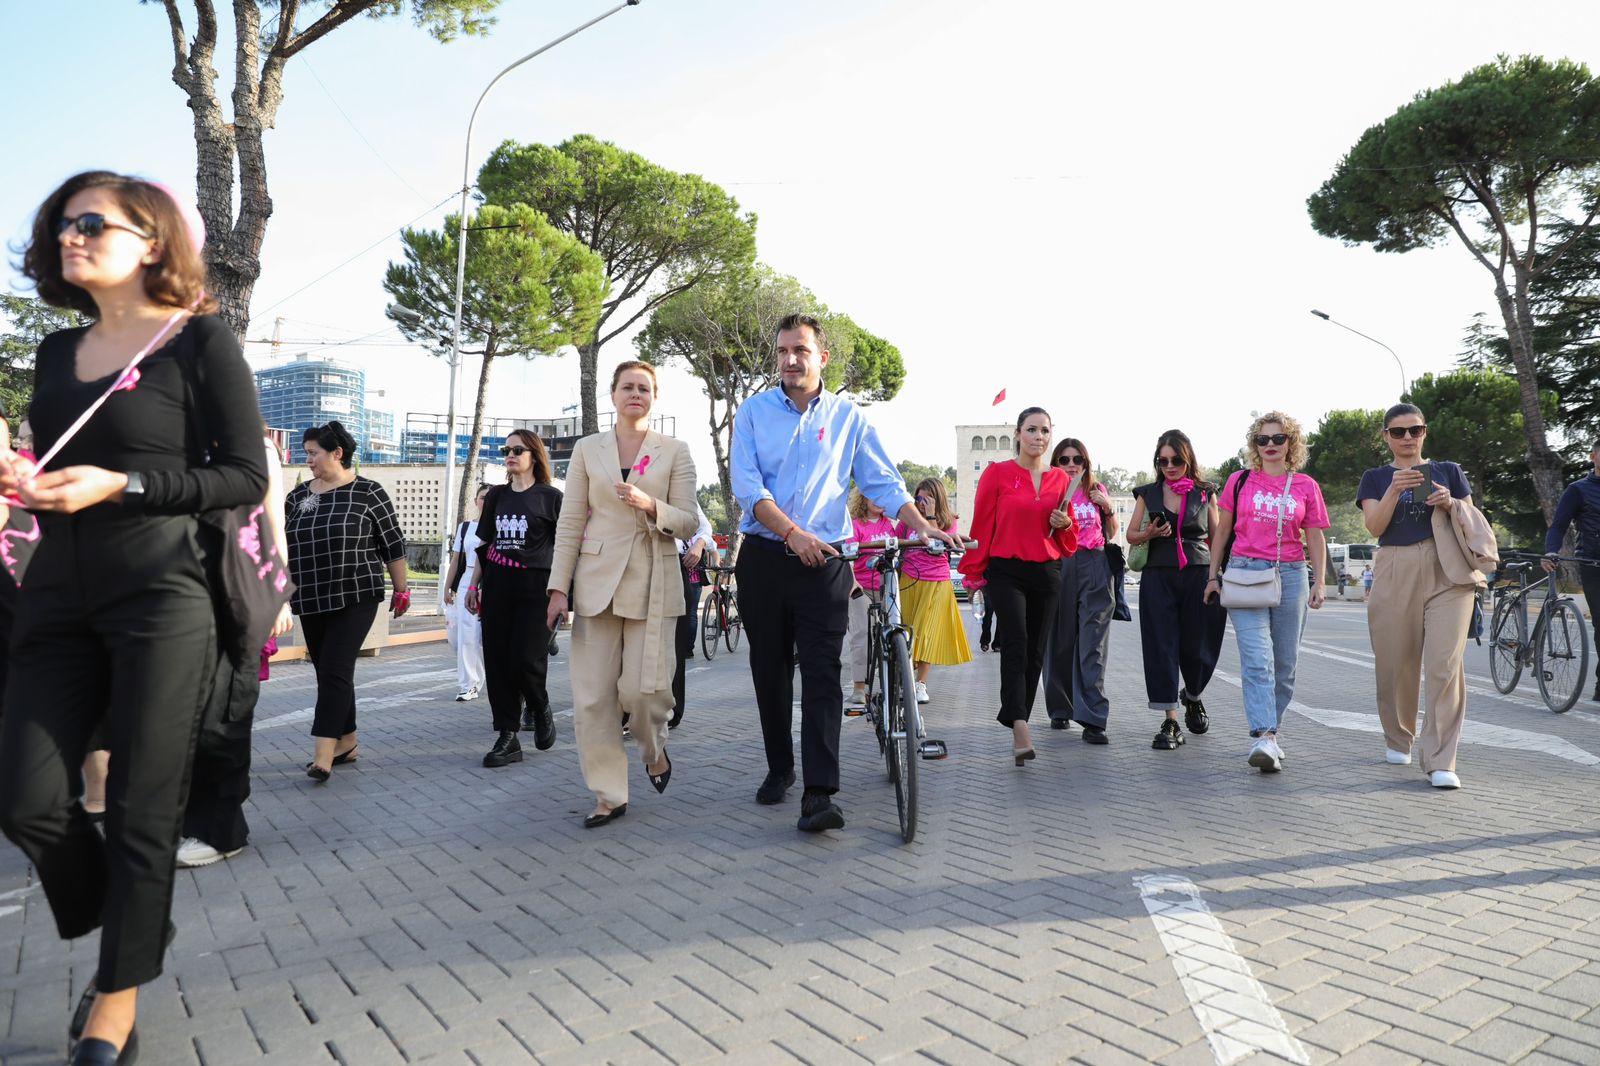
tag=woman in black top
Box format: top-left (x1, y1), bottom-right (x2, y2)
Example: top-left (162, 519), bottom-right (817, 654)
top-left (284, 421), bottom-right (408, 780)
top-left (0, 171), bottom-right (268, 1064)
top-left (466, 429), bottom-right (563, 768)
top-left (1125, 429), bottom-right (1226, 751)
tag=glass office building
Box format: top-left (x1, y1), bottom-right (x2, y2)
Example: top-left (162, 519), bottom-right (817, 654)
top-left (255, 356), bottom-right (367, 465)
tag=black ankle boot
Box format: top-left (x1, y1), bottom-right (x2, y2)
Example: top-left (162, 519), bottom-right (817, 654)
top-left (482, 730), bottom-right (523, 768)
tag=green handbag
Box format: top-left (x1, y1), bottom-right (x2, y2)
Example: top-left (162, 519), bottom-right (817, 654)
top-left (1128, 507), bottom-right (1151, 573)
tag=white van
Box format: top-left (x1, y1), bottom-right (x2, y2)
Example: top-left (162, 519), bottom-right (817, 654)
top-left (1329, 542), bottom-right (1377, 578)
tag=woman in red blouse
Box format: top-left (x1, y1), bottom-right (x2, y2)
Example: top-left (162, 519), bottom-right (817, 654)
top-left (959, 407), bottom-right (1078, 765)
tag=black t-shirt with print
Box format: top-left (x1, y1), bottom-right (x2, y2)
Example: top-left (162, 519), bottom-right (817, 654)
top-left (481, 483), bottom-right (563, 571)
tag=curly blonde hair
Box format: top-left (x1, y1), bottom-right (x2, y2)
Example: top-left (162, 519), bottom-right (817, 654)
top-left (848, 486), bottom-right (884, 520)
top-left (1245, 411), bottom-right (1308, 471)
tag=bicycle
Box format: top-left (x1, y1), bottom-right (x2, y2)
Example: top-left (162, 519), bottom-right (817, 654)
top-left (1487, 551), bottom-right (1592, 713)
top-left (841, 536), bottom-right (973, 844)
top-left (699, 563), bottom-right (742, 660)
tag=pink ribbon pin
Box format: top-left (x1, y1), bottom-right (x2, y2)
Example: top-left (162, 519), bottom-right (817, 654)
top-left (817, 427), bottom-right (826, 442)
top-left (633, 454), bottom-right (652, 476)
top-left (112, 367), bottom-right (141, 393)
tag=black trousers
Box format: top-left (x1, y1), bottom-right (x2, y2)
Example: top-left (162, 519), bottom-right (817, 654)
top-left (182, 652), bottom-right (262, 852)
top-left (479, 565), bottom-right (552, 733)
top-left (1044, 548), bottom-right (1115, 729)
top-left (1137, 565), bottom-right (1228, 710)
top-left (672, 567), bottom-right (702, 725)
top-left (301, 599), bottom-right (380, 739)
top-left (985, 557), bottom-right (1062, 726)
top-left (0, 514), bottom-right (212, 992)
top-left (736, 538), bottom-right (853, 792)
top-left (1582, 562), bottom-right (1600, 686)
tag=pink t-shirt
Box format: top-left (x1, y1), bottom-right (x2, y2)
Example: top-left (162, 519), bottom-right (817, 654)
top-left (893, 520), bottom-right (959, 582)
top-left (1220, 470), bottom-right (1329, 563)
top-left (851, 514), bottom-right (895, 591)
top-left (1064, 484), bottom-right (1107, 551)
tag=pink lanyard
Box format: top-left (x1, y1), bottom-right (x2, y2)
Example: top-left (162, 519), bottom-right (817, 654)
top-left (26, 310), bottom-right (190, 478)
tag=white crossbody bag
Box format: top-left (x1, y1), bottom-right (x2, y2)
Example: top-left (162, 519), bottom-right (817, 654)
top-left (1219, 472), bottom-right (1292, 610)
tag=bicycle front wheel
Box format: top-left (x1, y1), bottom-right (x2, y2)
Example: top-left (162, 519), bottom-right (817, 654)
top-left (700, 591), bottom-right (720, 661)
top-left (889, 629), bottom-right (919, 844)
top-left (1488, 594), bottom-right (1525, 695)
top-left (1537, 598), bottom-right (1589, 714)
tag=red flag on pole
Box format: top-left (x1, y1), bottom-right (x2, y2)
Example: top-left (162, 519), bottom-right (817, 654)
top-left (991, 388), bottom-right (1006, 406)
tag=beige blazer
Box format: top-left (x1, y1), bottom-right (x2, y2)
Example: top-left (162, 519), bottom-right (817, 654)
top-left (1431, 495), bottom-right (1499, 588)
top-left (548, 430), bottom-right (698, 691)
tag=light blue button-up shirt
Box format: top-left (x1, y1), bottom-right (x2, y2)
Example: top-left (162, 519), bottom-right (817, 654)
top-left (731, 387), bottom-right (912, 542)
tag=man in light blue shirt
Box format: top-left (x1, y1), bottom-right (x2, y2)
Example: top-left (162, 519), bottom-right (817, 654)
top-left (732, 313), bottom-right (953, 832)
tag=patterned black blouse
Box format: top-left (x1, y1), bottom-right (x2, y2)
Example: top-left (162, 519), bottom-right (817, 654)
top-left (283, 476), bottom-right (406, 616)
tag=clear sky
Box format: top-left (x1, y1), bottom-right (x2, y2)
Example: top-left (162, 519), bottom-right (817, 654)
top-left (2, 1), bottom-right (1592, 485)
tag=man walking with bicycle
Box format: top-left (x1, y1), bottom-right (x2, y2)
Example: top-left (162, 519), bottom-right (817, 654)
top-left (1543, 439), bottom-right (1600, 703)
top-left (731, 313), bottom-right (955, 832)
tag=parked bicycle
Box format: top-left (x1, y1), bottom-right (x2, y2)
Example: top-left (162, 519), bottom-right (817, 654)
top-left (842, 535), bottom-right (974, 844)
top-left (1487, 551), bottom-right (1592, 713)
top-left (699, 563), bottom-right (742, 660)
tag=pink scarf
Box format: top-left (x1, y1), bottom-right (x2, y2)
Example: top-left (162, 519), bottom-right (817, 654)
top-left (1165, 477), bottom-right (1196, 568)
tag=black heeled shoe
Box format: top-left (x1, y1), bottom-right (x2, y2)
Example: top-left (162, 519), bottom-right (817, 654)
top-left (582, 803), bottom-right (627, 828)
top-left (648, 752), bottom-right (672, 794)
top-left (71, 925), bottom-right (173, 1042)
top-left (69, 1027), bottom-right (138, 1064)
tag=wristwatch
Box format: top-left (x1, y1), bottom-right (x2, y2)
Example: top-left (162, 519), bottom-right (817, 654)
top-left (122, 471), bottom-right (146, 504)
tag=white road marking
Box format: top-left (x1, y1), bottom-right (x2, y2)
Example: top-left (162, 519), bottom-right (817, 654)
top-left (0, 885), bottom-right (38, 902)
top-left (0, 907), bottom-right (20, 920)
top-left (253, 685), bottom-right (444, 730)
top-left (1135, 875), bottom-right (1310, 1066)
top-left (1211, 670), bottom-right (1600, 767)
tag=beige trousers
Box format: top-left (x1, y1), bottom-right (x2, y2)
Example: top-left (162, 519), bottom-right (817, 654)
top-left (572, 607), bottom-right (676, 807)
top-left (1366, 540), bottom-right (1477, 772)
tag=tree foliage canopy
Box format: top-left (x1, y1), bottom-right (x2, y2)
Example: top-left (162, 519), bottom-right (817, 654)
top-left (0, 296), bottom-right (84, 430)
top-left (479, 134), bottom-right (757, 433)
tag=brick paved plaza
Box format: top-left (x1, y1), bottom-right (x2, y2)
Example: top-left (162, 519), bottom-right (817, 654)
top-left (3, 599), bottom-right (1600, 1064)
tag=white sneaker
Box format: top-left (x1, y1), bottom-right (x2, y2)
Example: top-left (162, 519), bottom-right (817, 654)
top-left (845, 689), bottom-right (866, 709)
top-left (176, 837), bottom-right (242, 868)
top-left (1385, 748), bottom-right (1412, 765)
top-left (1429, 770), bottom-right (1462, 789)
top-left (915, 682), bottom-right (930, 704)
top-left (1247, 737), bottom-right (1282, 773)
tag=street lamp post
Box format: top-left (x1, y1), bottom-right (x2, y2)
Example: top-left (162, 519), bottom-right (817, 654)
top-left (1309, 309), bottom-right (1408, 399)
top-left (439, 0), bottom-right (642, 570)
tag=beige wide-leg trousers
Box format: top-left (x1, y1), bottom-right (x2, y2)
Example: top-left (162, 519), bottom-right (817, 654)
top-left (572, 606), bottom-right (676, 808)
top-left (1366, 539), bottom-right (1476, 772)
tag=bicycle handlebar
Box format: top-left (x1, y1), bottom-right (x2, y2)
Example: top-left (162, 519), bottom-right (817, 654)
top-left (845, 536), bottom-right (979, 560)
top-left (1501, 550), bottom-right (1594, 566)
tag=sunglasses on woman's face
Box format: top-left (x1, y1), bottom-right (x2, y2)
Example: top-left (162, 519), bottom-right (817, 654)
top-left (1056, 455), bottom-right (1084, 466)
top-left (1253, 433), bottom-right (1289, 447)
top-left (1155, 456), bottom-right (1185, 468)
top-left (500, 445), bottom-right (530, 457)
top-left (57, 213), bottom-right (153, 240)
top-left (1385, 425), bottom-right (1427, 439)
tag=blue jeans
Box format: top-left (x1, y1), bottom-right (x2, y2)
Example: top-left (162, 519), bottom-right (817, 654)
top-left (1227, 559), bottom-right (1308, 735)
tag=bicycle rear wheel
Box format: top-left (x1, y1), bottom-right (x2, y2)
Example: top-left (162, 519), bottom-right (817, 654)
top-left (1537, 598), bottom-right (1589, 714)
top-left (724, 597), bottom-right (742, 652)
top-left (1488, 594), bottom-right (1525, 694)
top-left (700, 591), bottom-right (720, 661)
top-left (889, 629), bottom-right (918, 844)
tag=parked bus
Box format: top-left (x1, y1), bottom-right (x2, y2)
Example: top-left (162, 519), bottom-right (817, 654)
top-left (1329, 542), bottom-right (1377, 581)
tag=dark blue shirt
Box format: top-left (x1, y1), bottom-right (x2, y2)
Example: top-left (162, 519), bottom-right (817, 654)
top-left (1355, 461), bottom-right (1472, 547)
top-left (1544, 473), bottom-right (1600, 558)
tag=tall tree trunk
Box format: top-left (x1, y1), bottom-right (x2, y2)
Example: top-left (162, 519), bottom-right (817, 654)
top-left (707, 393), bottom-right (735, 525)
top-left (1497, 274), bottom-right (1565, 522)
top-left (579, 337), bottom-right (601, 436)
top-left (458, 347), bottom-right (495, 528)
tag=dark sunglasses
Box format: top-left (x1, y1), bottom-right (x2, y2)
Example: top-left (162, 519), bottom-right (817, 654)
top-left (1154, 456), bottom-right (1186, 468)
top-left (57, 213), bottom-right (153, 240)
top-left (1385, 425), bottom-right (1428, 439)
top-left (499, 444), bottom-right (530, 457)
top-left (1253, 433), bottom-right (1289, 447)
top-left (1056, 455), bottom-right (1084, 466)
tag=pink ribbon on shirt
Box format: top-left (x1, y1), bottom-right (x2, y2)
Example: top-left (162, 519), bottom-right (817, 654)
top-left (633, 454), bottom-right (651, 476)
top-left (1166, 477), bottom-right (1195, 568)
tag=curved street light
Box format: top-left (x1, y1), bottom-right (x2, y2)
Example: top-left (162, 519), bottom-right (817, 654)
top-left (439, 0), bottom-right (643, 567)
top-left (1310, 309), bottom-right (1407, 399)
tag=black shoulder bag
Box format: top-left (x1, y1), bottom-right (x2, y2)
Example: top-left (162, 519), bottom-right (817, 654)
top-left (177, 348), bottom-right (295, 667)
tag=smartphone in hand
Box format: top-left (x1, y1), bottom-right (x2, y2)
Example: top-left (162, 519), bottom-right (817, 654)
top-left (1411, 462), bottom-right (1433, 488)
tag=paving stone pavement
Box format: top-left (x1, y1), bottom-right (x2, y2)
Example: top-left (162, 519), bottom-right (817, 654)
top-left (3, 598), bottom-right (1600, 1064)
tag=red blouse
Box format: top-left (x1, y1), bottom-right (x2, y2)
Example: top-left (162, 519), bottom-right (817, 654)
top-left (960, 460), bottom-right (1078, 580)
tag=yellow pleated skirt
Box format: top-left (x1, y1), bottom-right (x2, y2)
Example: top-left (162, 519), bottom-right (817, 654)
top-left (898, 575), bottom-right (973, 666)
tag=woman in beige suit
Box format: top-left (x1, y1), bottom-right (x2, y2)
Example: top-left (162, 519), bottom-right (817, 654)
top-left (547, 361), bottom-right (699, 828)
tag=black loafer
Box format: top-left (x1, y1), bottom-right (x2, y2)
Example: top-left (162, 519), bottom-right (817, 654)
top-left (756, 769), bottom-right (795, 805)
top-left (69, 1028), bottom-right (137, 1065)
top-left (583, 803), bottom-right (627, 829)
top-left (1082, 725), bottom-right (1108, 745)
top-left (1049, 718), bottom-right (1069, 730)
top-left (648, 752), bottom-right (672, 794)
top-left (797, 790), bottom-right (845, 833)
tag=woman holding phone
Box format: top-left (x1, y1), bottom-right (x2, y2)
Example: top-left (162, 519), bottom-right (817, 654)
top-left (1126, 429), bottom-right (1226, 751)
top-left (1357, 403), bottom-right (1475, 788)
top-left (1043, 438), bottom-right (1119, 741)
